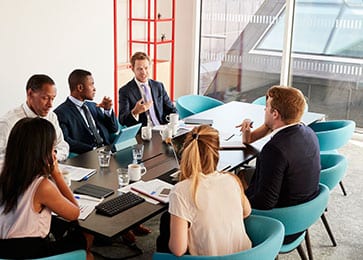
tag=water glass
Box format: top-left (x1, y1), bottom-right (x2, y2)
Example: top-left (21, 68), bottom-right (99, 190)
top-left (132, 144), bottom-right (144, 162)
top-left (98, 150), bottom-right (111, 167)
top-left (117, 168), bottom-right (130, 187)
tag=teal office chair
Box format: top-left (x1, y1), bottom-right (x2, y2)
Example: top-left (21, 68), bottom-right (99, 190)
top-left (0, 249), bottom-right (86, 260)
top-left (252, 184), bottom-right (330, 260)
top-left (176, 95), bottom-right (224, 119)
top-left (309, 120), bottom-right (355, 195)
top-left (309, 120), bottom-right (355, 153)
top-left (152, 215), bottom-right (284, 260)
top-left (251, 96), bottom-right (266, 106)
top-left (319, 153), bottom-right (348, 247)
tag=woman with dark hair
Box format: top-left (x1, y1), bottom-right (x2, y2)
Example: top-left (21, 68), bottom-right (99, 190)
top-left (0, 117), bottom-right (93, 259)
top-left (167, 125), bottom-right (252, 256)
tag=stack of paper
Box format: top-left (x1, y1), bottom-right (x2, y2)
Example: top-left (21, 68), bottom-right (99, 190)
top-left (58, 164), bottom-right (96, 181)
top-left (75, 194), bottom-right (103, 220)
top-left (131, 179), bottom-right (174, 204)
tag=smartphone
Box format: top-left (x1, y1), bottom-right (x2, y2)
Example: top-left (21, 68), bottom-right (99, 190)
top-left (159, 188), bottom-right (171, 197)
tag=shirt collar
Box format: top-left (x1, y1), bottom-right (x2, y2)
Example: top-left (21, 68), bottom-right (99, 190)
top-left (22, 103), bottom-right (41, 118)
top-left (270, 122), bottom-right (303, 138)
top-left (68, 96), bottom-right (84, 108)
top-left (134, 78), bottom-right (149, 88)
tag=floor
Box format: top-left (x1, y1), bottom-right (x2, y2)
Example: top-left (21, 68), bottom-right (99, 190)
top-left (93, 131), bottom-right (363, 260)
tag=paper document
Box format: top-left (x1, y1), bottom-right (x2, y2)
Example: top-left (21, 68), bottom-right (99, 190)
top-left (219, 131), bottom-right (245, 149)
top-left (75, 194), bottom-right (104, 220)
top-left (58, 164), bottom-right (96, 181)
top-left (131, 179), bottom-right (174, 203)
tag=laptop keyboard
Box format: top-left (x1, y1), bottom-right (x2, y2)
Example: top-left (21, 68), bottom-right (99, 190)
top-left (95, 192), bottom-right (145, 217)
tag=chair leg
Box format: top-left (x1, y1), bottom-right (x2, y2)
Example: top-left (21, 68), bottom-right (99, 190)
top-left (297, 244), bottom-right (308, 260)
top-left (305, 229), bottom-right (313, 260)
top-left (339, 181), bottom-right (347, 196)
top-left (321, 213), bottom-right (337, 246)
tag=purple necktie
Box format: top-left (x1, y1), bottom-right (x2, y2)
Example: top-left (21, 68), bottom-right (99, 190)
top-left (141, 84), bottom-right (160, 126)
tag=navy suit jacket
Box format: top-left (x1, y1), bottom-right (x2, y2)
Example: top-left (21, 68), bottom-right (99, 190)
top-left (54, 98), bottom-right (118, 154)
top-left (246, 124), bottom-right (320, 210)
top-left (118, 79), bottom-right (176, 127)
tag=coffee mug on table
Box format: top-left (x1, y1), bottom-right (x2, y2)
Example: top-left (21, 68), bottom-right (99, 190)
top-left (166, 113), bottom-right (179, 124)
top-left (168, 123), bottom-right (178, 136)
top-left (160, 127), bottom-right (173, 142)
top-left (128, 163), bottom-right (147, 181)
top-left (141, 126), bottom-right (152, 140)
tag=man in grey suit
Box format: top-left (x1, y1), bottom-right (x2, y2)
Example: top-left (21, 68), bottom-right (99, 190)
top-left (118, 52), bottom-right (176, 127)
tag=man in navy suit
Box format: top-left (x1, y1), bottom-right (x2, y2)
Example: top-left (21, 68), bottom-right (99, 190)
top-left (238, 86), bottom-right (320, 243)
top-left (118, 52), bottom-right (176, 127)
top-left (54, 69), bottom-right (118, 154)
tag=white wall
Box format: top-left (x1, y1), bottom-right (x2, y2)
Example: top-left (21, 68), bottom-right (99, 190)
top-left (0, 0), bottom-right (114, 115)
top-left (0, 0), bottom-right (199, 117)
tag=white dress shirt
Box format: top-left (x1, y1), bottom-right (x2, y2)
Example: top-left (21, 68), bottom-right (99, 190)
top-left (0, 103), bottom-right (69, 166)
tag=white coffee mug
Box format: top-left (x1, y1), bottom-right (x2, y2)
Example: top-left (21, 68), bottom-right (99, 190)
top-left (166, 113), bottom-right (179, 124)
top-left (141, 126), bottom-right (152, 140)
top-left (168, 123), bottom-right (178, 136)
top-left (128, 163), bottom-right (147, 181)
top-left (160, 127), bottom-right (172, 141)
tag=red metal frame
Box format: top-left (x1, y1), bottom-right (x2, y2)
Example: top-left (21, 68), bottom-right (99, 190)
top-left (127, 0), bottom-right (175, 100)
top-left (113, 0), bottom-right (118, 114)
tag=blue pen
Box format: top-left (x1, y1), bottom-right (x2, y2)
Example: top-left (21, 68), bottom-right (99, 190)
top-left (83, 171), bottom-right (96, 181)
top-left (150, 191), bottom-right (156, 195)
top-left (75, 195), bottom-right (81, 199)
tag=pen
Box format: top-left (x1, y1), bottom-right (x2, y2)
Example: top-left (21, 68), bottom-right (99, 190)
top-left (75, 195), bottom-right (101, 202)
top-left (225, 134), bottom-right (235, 141)
top-left (82, 171), bottom-right (96, 181)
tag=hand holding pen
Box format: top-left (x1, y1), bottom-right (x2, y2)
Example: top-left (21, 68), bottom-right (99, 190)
top-left (236, 119), bottom-right (254, 134)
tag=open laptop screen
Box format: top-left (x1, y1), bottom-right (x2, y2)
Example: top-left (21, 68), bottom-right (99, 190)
top-left (111, 123), bottom-right (142, 152)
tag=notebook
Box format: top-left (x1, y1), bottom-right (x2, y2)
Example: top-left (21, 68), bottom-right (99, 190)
top-left (184, 118), bottom-right (213, 126)
top-left (111, 123), bottom-right (142, 152)
top-left (74, 183), bottom-right (114, 199)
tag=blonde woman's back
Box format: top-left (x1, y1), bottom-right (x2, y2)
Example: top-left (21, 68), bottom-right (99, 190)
top-left (169, 171), bottom-right (251, 256)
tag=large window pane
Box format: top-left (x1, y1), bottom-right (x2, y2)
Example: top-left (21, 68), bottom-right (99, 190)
top-left (200, 0), bottom-right (363, 127)
top-left (199, 0), bottom-right (284, 103)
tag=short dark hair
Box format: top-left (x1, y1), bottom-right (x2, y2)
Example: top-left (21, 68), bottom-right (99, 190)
top-left (0, 117), bottom-right (56, 214)
top-left (68, 69), bottom-right (92, 91)
top-left (130, 52), bottom-right (150, 67)
top-left (25, 74), bottom-right (55, 91)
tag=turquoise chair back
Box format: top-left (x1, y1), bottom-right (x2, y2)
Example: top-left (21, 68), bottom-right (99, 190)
top-left (251, 96), bottom-right (266, 105)
top-left (152, 215), bottom-right (284, 260)
top-left (309, 120), bottom-right (355, 152)
top-left (0, 249), bottom-right (86, 260)
top-left (252, 184), bottom-right (329, 255)
top-left (37, 250), bottom-right (86, 260)
top-left (320, 154), bottom-right (347, 191)
top-left (176, 95), bottom-right (224, 119)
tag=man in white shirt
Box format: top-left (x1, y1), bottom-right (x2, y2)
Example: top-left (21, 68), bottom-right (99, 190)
top-left (0, 74), bottom-right (69, 167)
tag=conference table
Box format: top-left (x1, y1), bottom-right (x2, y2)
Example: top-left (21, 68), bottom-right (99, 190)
top-left (65, 101), bottom-right (325, 239)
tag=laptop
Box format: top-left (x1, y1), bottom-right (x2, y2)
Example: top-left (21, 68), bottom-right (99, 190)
top-left (111, 123), bottom-right (142, 152)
